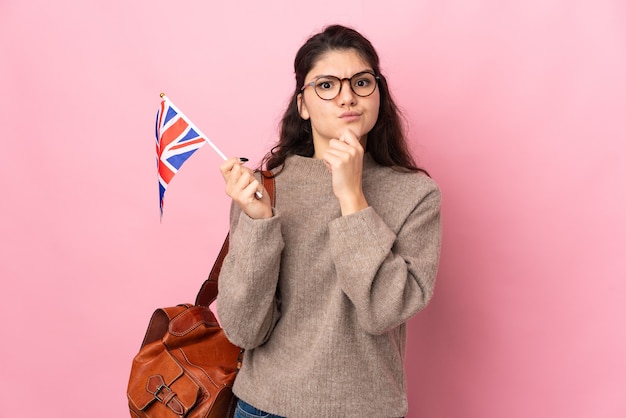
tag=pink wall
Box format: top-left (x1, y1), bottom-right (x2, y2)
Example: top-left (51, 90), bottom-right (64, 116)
top-left (1, 1), bottom-right (625, 417)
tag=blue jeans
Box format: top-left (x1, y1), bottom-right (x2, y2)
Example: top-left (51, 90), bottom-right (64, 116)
top-left (234, 398), bottom-right (404, 418)
top-left (234, 398), bottom-right (285, 418)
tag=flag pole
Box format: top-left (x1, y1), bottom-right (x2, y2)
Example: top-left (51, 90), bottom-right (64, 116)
top-left (160, 93), bottom-right (228, 160)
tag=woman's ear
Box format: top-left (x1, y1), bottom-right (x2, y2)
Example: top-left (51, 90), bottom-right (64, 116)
top-left (297, 93), bottom-right (310, 120)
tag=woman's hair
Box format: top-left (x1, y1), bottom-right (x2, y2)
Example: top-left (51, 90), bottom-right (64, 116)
top-left (262, 24), bottom-right (425, 174)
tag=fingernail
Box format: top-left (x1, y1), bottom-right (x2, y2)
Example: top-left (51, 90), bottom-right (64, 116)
top-left (239, 157), bottom-right (249, 162)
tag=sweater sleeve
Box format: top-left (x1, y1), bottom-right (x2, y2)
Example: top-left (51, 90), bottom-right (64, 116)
top-left (328, 184), bottom-right (442, 335)
top-left (217, 202), bottom-right (284, 349)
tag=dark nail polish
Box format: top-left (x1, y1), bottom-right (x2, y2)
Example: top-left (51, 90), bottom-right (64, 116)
top-left (239, 157), bottom-right (249, 162)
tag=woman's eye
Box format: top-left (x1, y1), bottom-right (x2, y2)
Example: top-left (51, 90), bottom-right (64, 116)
top-left (317, 79), bottom-right (335, 90)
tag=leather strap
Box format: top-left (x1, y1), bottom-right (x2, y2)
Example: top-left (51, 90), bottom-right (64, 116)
top-left (195, 171), bottom-right (275, 306)
top-left (146, 375), bottom-right (186, 415)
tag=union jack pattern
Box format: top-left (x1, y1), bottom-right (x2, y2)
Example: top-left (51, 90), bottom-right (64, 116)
top-left (156, 97), bottom-right (207, 216)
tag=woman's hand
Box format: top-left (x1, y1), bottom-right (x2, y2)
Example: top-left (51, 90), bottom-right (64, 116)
top-left (323, 128), bottom-right (369, 215)
top-left (220, 158), bottom-right (272, 219)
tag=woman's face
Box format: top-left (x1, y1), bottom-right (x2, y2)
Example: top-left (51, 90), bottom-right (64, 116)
top-left (298, 49), bottom-right (380, 154)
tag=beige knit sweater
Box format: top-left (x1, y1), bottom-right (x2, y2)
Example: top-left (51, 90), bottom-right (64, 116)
top-left (217, 154), bottom-right (441, 417)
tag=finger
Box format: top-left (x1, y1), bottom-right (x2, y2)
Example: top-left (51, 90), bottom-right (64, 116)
top-left (232, 163), bottom-right (256, 180)
top-left (219, 157), bottom-right (241, 179)
top-left (326, 139), bottom-right (357, 161)
top-left (232, 175), bottom-right (260, 203)
top-left (233, 167), bottom-right (252, 193)
top-left (223, 164), bottom-right (241, 197)
top-left (339, 128), bottom-right (360, 145)
top-left (244, 179), bottom-right (262, 201)
top-left (323, 147), bottom-right (345, 164)
top-left (226, 165), bottom-right (255, 198)
top-left (326, 138), bottom-right (352, 155)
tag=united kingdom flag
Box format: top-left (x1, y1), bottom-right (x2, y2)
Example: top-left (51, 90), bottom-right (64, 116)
top-left (155, 96), bottom-right (208, 216)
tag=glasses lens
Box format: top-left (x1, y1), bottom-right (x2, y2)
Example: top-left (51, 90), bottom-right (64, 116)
top-left (351, 72), bottom-right (377, 97)
top-left (314, 76), bottom-right (341, 100)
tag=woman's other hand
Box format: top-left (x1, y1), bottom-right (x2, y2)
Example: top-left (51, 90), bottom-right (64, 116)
top-left (323, 128), bottom-right (369, 215)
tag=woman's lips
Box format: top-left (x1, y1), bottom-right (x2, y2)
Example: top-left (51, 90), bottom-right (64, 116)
top-left (340, 111), bottom-right (361, 122)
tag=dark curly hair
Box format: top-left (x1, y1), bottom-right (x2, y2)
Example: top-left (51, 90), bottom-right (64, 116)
top-left (261, 24), bottom-right (425, 175)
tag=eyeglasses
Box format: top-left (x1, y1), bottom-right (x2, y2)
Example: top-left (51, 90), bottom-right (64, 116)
top-left (301, 71), bottom-right (380, 100)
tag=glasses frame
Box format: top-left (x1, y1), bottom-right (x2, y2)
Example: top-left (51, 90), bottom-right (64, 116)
top-left (301, 71), bottom-right (380, 101)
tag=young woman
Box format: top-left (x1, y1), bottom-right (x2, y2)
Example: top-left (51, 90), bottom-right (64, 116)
top-left (218, 24), bottom-right (441, 418)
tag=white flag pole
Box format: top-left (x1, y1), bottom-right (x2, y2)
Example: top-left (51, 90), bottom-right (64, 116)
top-left (160, 93), bottom-right (228, 160)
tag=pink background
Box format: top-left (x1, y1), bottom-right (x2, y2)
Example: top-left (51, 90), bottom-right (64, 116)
top-left (1, 1), bottom-right (625, 417)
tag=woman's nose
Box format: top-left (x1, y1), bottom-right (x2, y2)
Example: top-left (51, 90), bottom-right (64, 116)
top-left (337, 79), bottom-right (357, 105)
